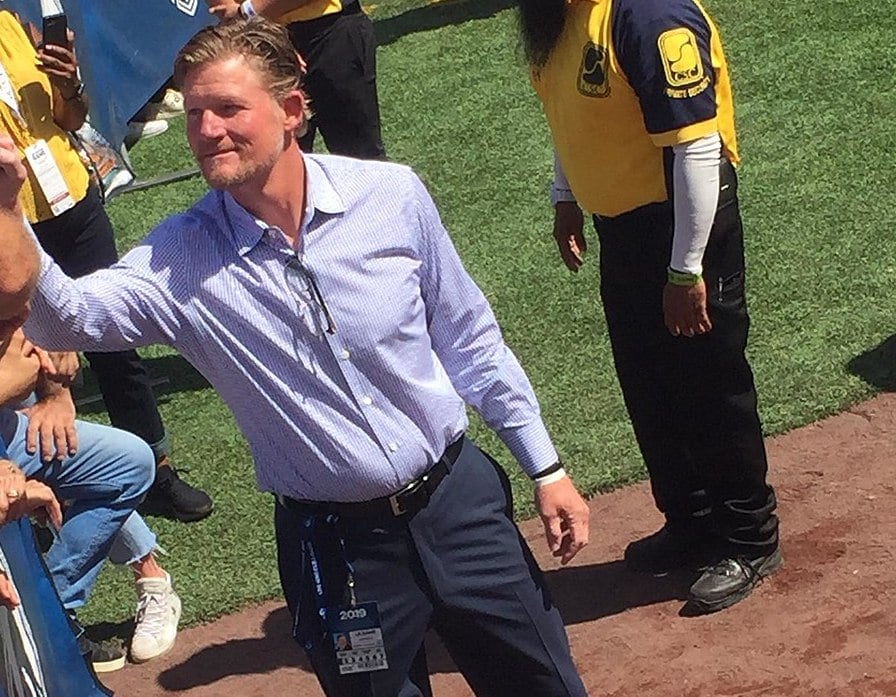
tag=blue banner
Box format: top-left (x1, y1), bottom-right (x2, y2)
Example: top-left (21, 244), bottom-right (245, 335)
top-left (6, 0), bottom-right (214, 148)
top-left (0, 522), bottom-right (111, 696)
top-left (0, 440), bottom-right (110, 696)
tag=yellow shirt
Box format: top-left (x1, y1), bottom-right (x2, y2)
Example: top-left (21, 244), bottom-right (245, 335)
top-left (278, 0), bottom-right (347, 24)
top-left (0, 11), bottom-right (89, 223)
top-left (531, 0), bottom-right (738, 217)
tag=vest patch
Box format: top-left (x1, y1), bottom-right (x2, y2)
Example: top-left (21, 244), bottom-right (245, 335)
top-left (657, 28), bottom-right (709, 98)
top-left (577, 43), bottom-right (610, 98)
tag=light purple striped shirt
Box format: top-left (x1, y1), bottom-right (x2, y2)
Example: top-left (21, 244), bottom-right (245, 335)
top-left (26, 154), bottom-right (558, 502)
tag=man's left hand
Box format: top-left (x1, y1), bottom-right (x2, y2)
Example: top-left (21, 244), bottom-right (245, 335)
top-left (206, 0), bottom-right (242, 19)
top-left (535, 475), bottom-right (590, 565)
top-left (662, 280), bottom-right (712, 338)
top-left (20, 391), bottom-right (78, 462)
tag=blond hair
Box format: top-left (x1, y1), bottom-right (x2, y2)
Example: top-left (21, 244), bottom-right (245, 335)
top-left (174, 17), bottom-right (308, 107)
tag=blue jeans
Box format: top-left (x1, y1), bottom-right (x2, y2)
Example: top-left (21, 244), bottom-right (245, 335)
top-left (6, 413), bottom-right (158, 610)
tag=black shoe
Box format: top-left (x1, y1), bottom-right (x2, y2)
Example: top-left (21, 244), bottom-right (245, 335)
top-left (687, 547), bottom-right (783, 613)
top-left (32, 521), bottom-right (55, 554)
top-left (78, 633), bottom-right (127, 673)
top-left (624, 523), bottom-right (716, 574)
top-left (138, 464), bottom-right (213, 522)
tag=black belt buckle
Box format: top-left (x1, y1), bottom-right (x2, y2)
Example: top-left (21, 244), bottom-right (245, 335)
top-left (388, 473), bottom-right (429, 516)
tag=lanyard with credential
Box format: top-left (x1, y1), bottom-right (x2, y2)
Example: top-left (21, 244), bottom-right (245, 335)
top-left (298, 513), bottom-right (389, 675)
top-left (0, 62), bottom-right (75, 216)
top-left (301, 513), bottom-right (357, 613)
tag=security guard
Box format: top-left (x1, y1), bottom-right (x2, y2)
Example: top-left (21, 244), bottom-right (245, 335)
top-left (206, 0), bottom-right (386, 159)
top-left (518, 0), bottom-right (781, 613)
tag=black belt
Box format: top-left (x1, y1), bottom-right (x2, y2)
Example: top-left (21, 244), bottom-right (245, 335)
top-left (280, 437), bottom-right (464, 519)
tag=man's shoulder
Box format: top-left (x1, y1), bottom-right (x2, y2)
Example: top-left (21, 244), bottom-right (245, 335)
top-left (307, 154), bottom-right (419, 194)
top-left (612, 0), bottom-right (708, 27)
top-left (131, 190), bottom-right (228, 264)
top-left (148, 190), bottom-right (223, 242)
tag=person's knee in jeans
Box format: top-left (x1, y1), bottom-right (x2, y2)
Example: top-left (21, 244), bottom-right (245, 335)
top-left (106, 427), bottom-right (155, 507)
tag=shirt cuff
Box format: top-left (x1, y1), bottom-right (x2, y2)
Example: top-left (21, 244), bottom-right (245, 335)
top-left (498, 421), bottom-right (560, 478)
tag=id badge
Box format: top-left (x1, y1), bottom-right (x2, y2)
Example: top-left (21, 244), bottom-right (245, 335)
top-left (23, 140), bottom-right (75, 216)
top-left (322, 602), bottom-right (389, 675)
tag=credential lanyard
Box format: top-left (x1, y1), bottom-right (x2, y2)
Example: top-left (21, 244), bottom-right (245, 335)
top-left (302, 513), bottom-right (358, 614)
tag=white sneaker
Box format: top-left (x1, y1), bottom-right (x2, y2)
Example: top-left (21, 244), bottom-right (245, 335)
top-left (130, 572), bottom-right (182, 663)
top-left (138, 89), bottom-right (184, 121)
top-left (124, 119), bottom-right (168, 147)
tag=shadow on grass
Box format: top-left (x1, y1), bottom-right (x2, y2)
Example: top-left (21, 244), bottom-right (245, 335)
top-left (74, 354), bottom-right (211, 415)
top-left (847, 334), bottom-right (896, 392)
top-left (374, 0), bottom-right (516, 47)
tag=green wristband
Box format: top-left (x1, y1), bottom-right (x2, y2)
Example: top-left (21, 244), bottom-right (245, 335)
top-left (667, 268), bottom-right (702, 286)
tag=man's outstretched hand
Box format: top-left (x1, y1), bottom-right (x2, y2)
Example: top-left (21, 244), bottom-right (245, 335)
top-left (535, 475), bottom-right (590, 565)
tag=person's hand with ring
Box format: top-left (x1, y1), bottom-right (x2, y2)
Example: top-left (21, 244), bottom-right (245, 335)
top-left (0, 458), bottom-right (26, 505)
top-left (0, 478), bottom-right (63, 530)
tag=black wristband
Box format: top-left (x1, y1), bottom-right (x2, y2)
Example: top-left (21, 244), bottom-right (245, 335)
top-left (529, 460), bottom-right (563, 481)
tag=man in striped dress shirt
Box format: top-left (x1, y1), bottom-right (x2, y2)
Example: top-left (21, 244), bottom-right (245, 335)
top-left (7, 17), bottom-right (591, 696)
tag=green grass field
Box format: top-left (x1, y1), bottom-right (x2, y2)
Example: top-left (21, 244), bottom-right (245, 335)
top-left (78, 0), bottom-right (896, 628)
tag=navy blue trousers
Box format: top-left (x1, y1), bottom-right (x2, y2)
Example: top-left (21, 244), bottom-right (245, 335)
top-left (275, 439), bottom-right (586, 696)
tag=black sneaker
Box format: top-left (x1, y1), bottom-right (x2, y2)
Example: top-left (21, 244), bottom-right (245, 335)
top-left (687, 547), bottom-right (783, 613)
top-left (138, 463), bottom-right (214, 522)
top-left (32, 521), bottom-right (55, 554)
top-left (624, 522), bottom-right (716, 574)
top-left (78, 633), bottom-right (127, 673)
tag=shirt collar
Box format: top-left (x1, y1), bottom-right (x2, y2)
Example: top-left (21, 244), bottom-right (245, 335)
top-left (220, 155), bottom-right (346, 256)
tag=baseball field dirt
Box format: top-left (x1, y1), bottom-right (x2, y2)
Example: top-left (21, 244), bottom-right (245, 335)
top-left (102, 393), bottom-right (896, 697)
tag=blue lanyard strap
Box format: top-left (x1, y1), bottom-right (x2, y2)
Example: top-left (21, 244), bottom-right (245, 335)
top-left (301, 513), bottom-right (357, 612)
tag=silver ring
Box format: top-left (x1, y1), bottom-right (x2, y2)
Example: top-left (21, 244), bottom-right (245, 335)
top-left (6, 489), bottom-right (19, 499)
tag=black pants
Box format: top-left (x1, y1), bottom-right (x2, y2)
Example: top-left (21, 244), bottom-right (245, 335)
top-left (32, 186), bottom-right (168, 456)
top-left (594, 161), bottom-right (778, 557)
top-left (289, 7), bottom-right (386, 160)
top-left (275, 439), bottom-right (586, 697)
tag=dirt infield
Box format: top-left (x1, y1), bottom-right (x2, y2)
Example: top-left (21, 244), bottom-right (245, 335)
top-left (103, 394), bottom-right (896, 697)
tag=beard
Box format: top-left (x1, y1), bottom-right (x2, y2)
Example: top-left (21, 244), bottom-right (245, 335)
top-left (198, 146), bottom-right (280, 191)
top-left (517, 0), bottom-right (568, 69)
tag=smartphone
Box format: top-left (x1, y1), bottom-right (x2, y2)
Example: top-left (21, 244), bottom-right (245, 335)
top-left (42, 13), bottom-right (68, 47)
